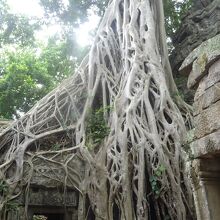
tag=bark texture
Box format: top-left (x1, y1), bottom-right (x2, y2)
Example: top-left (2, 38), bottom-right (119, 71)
top-left (0, 0), bottom-right (194, 219)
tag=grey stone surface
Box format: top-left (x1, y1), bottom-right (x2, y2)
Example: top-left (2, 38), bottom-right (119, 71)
top-left (194, 100), bottom-right (220, 139)
top-left (193, 60), bottom-right (220, 115)
top-left (191, 0), bottom-right (214, 10)
top-left (170, 0), bottom-right (220, 74)
top-left (12, 151), bottom-right (84, 219)
top-left (191, 130), bottom-right (220, 158)
top-left (23, 152), bottom-right (85, 188)
top-left (178, 34), bottom-right (220, 88)
top-left (191, 157), bottom-right (220, 220)
top-left (193, 82), bottom-right (220, 116)
top-left (28, 188), bottom-right (77, 207)
top-left (204, 59), bottom-right (220, 89)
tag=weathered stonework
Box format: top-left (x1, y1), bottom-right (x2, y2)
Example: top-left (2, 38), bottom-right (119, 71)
top-left (0, 127), bottom-right (84, 219)
top-left (14, 154), bottom-right (85, 220)
top-left (0, 120), bottom-right (84, 220)
top-left (180, 34), bottom-right (220, 220)
top-left (171, 0), bottom-right (220, 74)
top-left (191, 158), bottom-right (220, 220)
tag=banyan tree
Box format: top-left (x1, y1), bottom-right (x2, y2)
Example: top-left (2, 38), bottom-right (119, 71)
top-left (0, 0), bottom-right (195, 219)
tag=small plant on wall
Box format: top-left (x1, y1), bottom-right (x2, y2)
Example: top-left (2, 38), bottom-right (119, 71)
top-left (86, 106), bottom-right (111, 148)
top-left (150, 164), bottom-right (166, 198)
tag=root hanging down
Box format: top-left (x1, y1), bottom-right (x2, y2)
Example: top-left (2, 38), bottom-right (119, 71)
top-left (0, 0), bottom-right (194, 219)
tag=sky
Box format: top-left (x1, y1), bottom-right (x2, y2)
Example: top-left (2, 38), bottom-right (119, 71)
top-left (7, 0), bottom-right (100, 46)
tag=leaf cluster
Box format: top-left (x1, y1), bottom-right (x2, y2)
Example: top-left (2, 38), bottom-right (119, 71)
top-left (0, 180), bottom-right (8, 196)
top-left (149, 165), bottom-right (166, 197)
top-left (164, 0), bottom-right (193, 37)
top-left (0, 0), bottom-right (41, 48)
top-left (5, 201), bottom-right (19, 212)
top-left (0, 40), bottom-right (76, 119)
top-left (86, 106), bottom-right (111, 147)
top-left (39, 0), bottom-right (108, 26)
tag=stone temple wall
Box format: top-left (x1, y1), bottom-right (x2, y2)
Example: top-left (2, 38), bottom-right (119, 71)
top-left (173, 3), bottom-right (220, 217)
top-left (8, 152), bottom-right (85, 220)
top-left (179, 34), bottom-right (220, 220)
top-left (0, 120), bottom-right (83, 220)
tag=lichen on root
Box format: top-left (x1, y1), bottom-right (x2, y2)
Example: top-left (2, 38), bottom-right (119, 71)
top-left (0, 0), bottom-right (194, 219)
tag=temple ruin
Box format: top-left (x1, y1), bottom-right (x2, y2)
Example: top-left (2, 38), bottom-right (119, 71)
top-left (0, 0), bottom-right (220, 219)
top-left (0, 118), bottom-right (83, 220)
top-left (173, 0), bottom-right (220, 219)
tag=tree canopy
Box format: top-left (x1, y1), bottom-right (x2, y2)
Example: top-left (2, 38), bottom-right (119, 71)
top-left (164, 0), bottom-right (192, 37)
top-left (0, 0), bottom-right (41, 47)
top-left (0, 39), bottom-right (76, 118)
top-left (0, 0), bottom-right (193, 118)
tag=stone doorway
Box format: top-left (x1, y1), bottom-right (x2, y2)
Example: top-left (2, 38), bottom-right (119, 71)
top-left (29, 206), bottom-right (74, 220)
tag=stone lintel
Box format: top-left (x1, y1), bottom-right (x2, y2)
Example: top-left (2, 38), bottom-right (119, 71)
top-left (16, 186), bottom-right (78, 207)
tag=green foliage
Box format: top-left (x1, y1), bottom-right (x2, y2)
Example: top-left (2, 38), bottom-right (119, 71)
top-left (0, 48), bottom-right (50, 118)
top-left (5, 201), bottom-right (19, 212)
top-left (0, 0), bottom-right (41, 48)
top-left (39, 0), bottom-right (192, 38)
top-left (39, 0), bottom-right (108, 26)
top-left (0, 40), bottom-right (75, 119)
top-left (0, 0), bottom-right (194, 119)
top-left (86, 106), bottom-right (111, 147)
top-left (51, 143), bottom-right (62, 151)
top-left (40, 37), bottom-right (76, 82)
top-left (164, 0), bottom-right (192, 37)
top-left (0, 180), bottom-right (8, 195)
top-left (186, 129), bottom-right (195, 144)
top-left (149, 165), bottom-right (166, 197)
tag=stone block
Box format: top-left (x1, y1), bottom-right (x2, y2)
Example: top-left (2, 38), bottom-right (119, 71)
top-left (179, 34), bottom-right (220, 85)
top-left (187, 54), bottom-right (208, 89)
top-left (28, 187), bottom-right (77, 207)
top-left (194, 76), bottom-right (207, 102)
top-left (204, 59), bottom-right (220, 90)
top-left (193, 82), bottom-right (220, 116)
top-left (191, 130), bottom-right (220, 158)
top-left (27, 153), bottom-right (84, 188)
top-left (194, 100), bottom-right (220, 139)
top-left (209, 58), bottom-right (220, 76)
